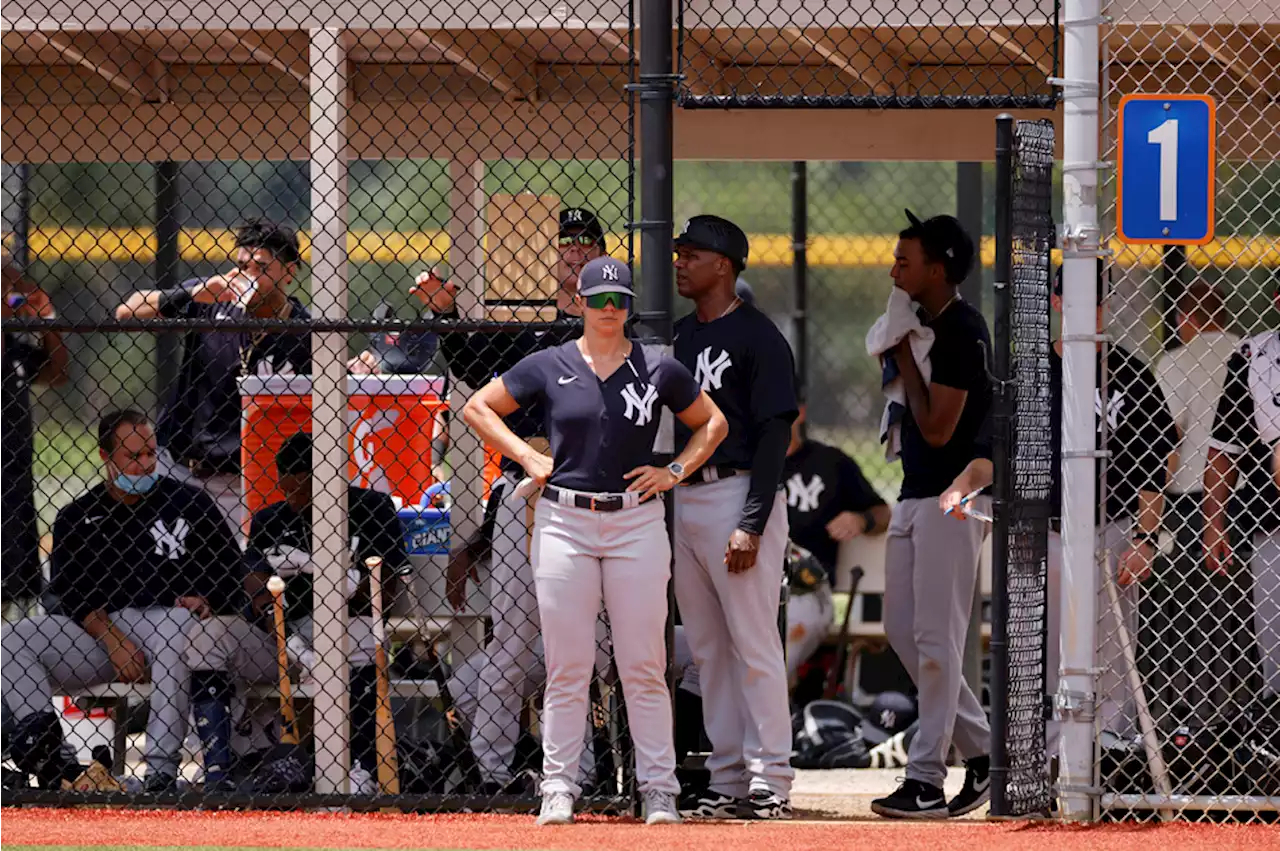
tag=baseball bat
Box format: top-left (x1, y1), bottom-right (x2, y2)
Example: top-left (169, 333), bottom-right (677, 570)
top-left (1103, 570), bottom-right (1173, 818)
top-left (367, 556), bottom-right (401, 796)
top-left (267, 575), bottom-right (300, 746)
top-left (824, 566), bottom-right (865, 700)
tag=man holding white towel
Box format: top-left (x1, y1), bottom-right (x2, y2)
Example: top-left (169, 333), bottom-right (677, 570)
top-left (870, 211), bottom-right (993, 820)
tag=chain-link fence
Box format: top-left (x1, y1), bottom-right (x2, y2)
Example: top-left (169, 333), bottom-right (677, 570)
top-left (1089, 0), bottom-right (1280, 822)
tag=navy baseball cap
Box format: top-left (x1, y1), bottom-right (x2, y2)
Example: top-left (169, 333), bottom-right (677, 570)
top-left (1053, 258), bottom-right (1109, 303)
top-left (559, 207), bottom-right (605, 247)
top-left (577, 256), bottom-right (634, 297)
top-left (675, 214), bottom-right (750, 273)
top-left (901, 209), bottom-right (976, 285)
top-left (276, 432), bottom-right (312, 476)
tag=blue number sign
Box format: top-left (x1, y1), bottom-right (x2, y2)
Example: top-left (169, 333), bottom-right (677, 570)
top-left (1117, 94), bottom-right (1216, 245)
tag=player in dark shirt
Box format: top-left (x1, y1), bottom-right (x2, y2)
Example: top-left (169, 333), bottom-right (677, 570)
top-left (463, 256), bottom-right (727, 825)
top-left (416, 207), bottom-right (599, 792)
top-left (183, 432), bottom-right (411, 794)
top-left (669, 215), bottom-right (799, 821)
top-left (115, 219), bottom-right (312, 530)
top-left (2, 262), bottom-right (68, 605)
top-left (1, 410), bottom-right (241, 792)
top-left (870, 211), bottom-right (993, 820)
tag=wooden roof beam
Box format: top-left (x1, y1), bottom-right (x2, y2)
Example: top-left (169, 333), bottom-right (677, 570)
top-left (407, 31), bottom-right (527, 99)
top-left (213, 31), bottom-right (308, 85)
top-left (780, 27), bottom-right (896, 96)
top-left (983, 27), bottom-right (1053, 77)
top-left (25, 31), bottom-right (162, 103)
top-left (1171, 25), bottom-right (1279, 99)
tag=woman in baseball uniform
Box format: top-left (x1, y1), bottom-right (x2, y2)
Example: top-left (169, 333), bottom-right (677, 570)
top-left (463, 256), bottom-right (728, 826)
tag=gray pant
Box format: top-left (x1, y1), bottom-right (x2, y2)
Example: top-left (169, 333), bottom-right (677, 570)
top-left (672, 477), bottom-right (794, 798)
top-left (1252, 529), bottom-right (1280, 697)
top-left (157, 449), bottom-right (243, 535)
top-left (884, 497), bottom-right (991, 788)
top-left (0, 607), bottom-right (195, 777)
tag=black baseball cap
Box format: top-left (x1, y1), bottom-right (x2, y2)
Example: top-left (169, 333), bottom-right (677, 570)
top-left (276, 432), bottom-right (312, 477)
top-left (900, 209), bottom-right (975, 285)
top-left (558, 207), bottom-right (605, 248)
top-left (1053, 258), bottom-right (1109, 303)
top-left (577, 256), bottom-right (635, 298)
top-left (675, 214), bottom-right (750, 274)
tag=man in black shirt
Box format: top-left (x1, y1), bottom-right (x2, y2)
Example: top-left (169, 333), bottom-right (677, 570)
top-left (116, 219), bottom-right (312, 531)
top-left (2, 262), bottom-right (68, 606)
top-left (870, 212), bottom-right (993, 820)
top-left (783, 386), bottom-right (890, 683)
top-left (415, 207), bottom-right (598, 792)
top-left (1, 410), bottom-right (241, 792)
top-left (670, 215), bottom-right (799, 820)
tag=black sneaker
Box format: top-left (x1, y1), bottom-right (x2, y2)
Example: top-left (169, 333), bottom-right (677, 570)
top-left (678, 788), bottom-right (739, 819)
top-left (739, 789), bottom-right (792, 820)
top-left (142, 772), bottom-right (179, 794)
top-left (870, 778), bottom-right (948, 819)
top-left (947, 755), bottom-right (991, 817)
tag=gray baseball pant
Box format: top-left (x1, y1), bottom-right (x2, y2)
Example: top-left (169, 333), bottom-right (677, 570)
top-left (0, 606), bottom-right (196, 778)
top-left (884, 497), bottom-right (991, 788)
top-left (531, 493), bottom-right (678, 798)
top-left (1251, 529), bottom-right (1280, 698)
top-left (673, 477), bottom-right (794, 798)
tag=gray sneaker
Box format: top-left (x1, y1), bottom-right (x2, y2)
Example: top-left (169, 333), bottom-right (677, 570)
top-left (536, 791), bottom-right (575, 825)
top-left (643, 790), bottom-right (682, 825)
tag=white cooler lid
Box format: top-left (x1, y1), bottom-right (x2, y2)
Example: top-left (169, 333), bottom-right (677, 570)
top-left (239, 374), bottom-right (446, 397)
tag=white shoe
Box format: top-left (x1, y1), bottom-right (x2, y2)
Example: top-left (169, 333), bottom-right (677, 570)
top-left (348, 765), bottom-right (376, 796)
top-left (536, 791), bottom-right (575, 825)
top-left (643, 790), bottom-right (682, 825)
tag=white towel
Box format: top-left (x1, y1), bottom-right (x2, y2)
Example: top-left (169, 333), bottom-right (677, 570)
top-left (865, 287), bottom-right (935, 461)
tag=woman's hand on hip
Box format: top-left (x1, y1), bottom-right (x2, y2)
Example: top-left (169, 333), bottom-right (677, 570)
top-left (624, 465), bottom-right (677, 503)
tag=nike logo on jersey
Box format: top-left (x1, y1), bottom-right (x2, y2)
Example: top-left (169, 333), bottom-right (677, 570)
top-left (786, 473), bottom-right (825, 512)
top-left (557, 375), bottom-right (578, 385)
top-left (694, 347), bottom-right (732, 391)
top-left (621, 382), bottom-right (659, 426)
top-left (85, 514), bottom-right (106, 524)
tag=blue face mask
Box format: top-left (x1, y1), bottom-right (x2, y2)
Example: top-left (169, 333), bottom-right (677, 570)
top-left (114, 472), bottom-right (158, 495)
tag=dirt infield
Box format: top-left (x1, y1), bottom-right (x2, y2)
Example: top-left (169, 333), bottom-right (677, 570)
top-left (6, 809), bottom-right (1280, 851)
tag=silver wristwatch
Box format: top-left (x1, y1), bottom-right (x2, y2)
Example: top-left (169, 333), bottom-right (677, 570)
top-left (666, 461), bottom-right (686, 481)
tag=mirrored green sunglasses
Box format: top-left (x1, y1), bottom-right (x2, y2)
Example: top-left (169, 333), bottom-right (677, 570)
top-left (558, 234), bottom-right (598, 247)
top-left (583, 292), bottom-right (632, 310)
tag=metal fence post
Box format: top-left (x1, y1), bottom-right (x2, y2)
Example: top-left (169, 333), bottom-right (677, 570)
top-left (154, 161), bottom-right (181, 394)
top-left (1058, 0), bottom-right (1102, 821)
top-left (791, 161), bottom-right (808, 397)
top-left (308, 25), bottom-right (352, 796)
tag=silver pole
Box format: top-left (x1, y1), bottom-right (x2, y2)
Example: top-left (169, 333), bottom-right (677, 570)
top-left (308, 25), bottom-right (352, 795)
top-left (1057, 0), bottom-right (1102, 822)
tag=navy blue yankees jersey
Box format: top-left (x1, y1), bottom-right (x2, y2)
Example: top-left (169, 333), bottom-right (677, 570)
top-left (501, 340), bottom-right (701, 493)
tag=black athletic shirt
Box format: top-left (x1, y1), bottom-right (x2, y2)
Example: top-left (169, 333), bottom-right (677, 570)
top-left (437, 308), bottom-right (582, 476)
top-left (1209, 331), bottom-right (1280, 536)
top-left (783, 440), bottom-right (886, 570)
top-left (2, 330), bottom-right (47, 599)
top-left (50, 477), bottom-right (243, 624)
top-left (898, 299), bottom-right (993, 500)
top-left (244, 485), bottom-right (410, 622)
top-left (156, 280), bottom-right (311, 471)
top-left (501, 341), bottom-right (701, 493)
top-left (672, 303), bottom-right (798, 470)
top-left (1049, 345), bottom-right (1177, 522)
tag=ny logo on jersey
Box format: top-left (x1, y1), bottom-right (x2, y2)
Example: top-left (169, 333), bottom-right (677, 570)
top-left (621, 382), bottom-right (659, 426)
top-left (786, 473), bottom-right (826, 512)
top-left (150, 518), bottom-right (191, 560)
top-left (694, 348), bottom-right (733, 391)
top-left (1095, 388), bottom-right (1125, 434)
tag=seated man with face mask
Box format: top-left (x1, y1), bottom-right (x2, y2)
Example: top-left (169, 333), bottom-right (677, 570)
top-left (1, 409), bottom-right (242, 793)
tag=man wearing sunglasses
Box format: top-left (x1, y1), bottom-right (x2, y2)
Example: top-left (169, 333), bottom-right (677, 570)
top-left (412, 207), bottom-right (605, 795)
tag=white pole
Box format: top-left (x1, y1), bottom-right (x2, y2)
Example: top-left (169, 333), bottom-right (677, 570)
top-left (309, 25), bottom-right (352, 796)
top-left (1057, 0), bottom-right (1101, 822)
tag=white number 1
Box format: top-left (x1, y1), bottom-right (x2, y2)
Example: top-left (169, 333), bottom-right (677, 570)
top-left (1147, 118), bottom-right (1179, 221)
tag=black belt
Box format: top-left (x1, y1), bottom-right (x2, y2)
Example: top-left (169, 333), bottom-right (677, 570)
top-left (543, 485), bottom-right (632, 513)
top-left (680, 464), bottom-right (750, 487)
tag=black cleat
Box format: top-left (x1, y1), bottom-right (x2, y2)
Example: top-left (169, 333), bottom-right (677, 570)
top-left (947, 755), bottom-right (992, 817)
top-left (871, 778), bottom-right (949, 819)
top-left (678, 788), bottom-right (739, 819)
top-left (739, 789), bottom-right (792, 820)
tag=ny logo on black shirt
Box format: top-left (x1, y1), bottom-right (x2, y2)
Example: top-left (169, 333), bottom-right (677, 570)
top-left (695, 347), bottom-right (732, 391)
top-left (786, 473), bottom-right (826, 512)
top-left (150, 518), bottom-right (191, 560)
top-left (621, 381), bottom-right (658, 426)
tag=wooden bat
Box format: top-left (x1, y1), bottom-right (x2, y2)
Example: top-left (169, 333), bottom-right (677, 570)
top-left (367, 556), bottom-right (401, 796)
top-left (266, 575), bottom-right (300, 746)
top-left (824, 566), bottom-right (865, 700)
